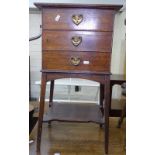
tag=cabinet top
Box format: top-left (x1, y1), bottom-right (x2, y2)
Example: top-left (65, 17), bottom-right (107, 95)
top-left (34, 3), bottom-right (123, 11)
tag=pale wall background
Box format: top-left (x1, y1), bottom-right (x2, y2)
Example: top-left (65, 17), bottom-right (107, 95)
top-left (29, 0), bottom-right (126, 101)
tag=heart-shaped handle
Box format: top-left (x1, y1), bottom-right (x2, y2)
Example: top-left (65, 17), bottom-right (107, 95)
top-left (72, 14), bottom-right (83, 25)
top-left (70, 56), bottom-right (81, 66)
top-left (71, 36), bottom-right (82, 46)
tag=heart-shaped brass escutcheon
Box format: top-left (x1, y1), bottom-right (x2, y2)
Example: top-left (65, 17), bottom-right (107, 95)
top-left (72, 14), bottom-right (83, 25)
top-left (71, 36), bottom-right (82, 46)
top-left (70, 56), bottom-right (81, 66)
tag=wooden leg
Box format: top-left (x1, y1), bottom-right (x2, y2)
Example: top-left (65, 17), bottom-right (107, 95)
top-left (100, 84), bottom-right (104, 128)
top-left (36, 73), bottom-right (47, 152)
top-left (49, 80), bottom-right (54, 107)
top-left (104, 77), bottom-right (110, 155)
top-left (48, 80), bottom-right (54, 126)
top-left (109, 84), bottom-right (113, 113)
top-left (100, 84), bottom-right (104, 113)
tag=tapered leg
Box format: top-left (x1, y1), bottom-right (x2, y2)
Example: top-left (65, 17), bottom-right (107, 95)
top-left (100, 84), bottom-right (104, 113)
top-left (36, 73), bottom-right (47, 152)
top-left (104, 77), bottom-right (110, 155)
top-left (49, 80), bottom-right (54, 107)
top-left (48, 80), bottom-right (54, 126)
top-left (109, 84), bottom-right (113, 112)
top-left (100, 84), bottom-right (104, 128)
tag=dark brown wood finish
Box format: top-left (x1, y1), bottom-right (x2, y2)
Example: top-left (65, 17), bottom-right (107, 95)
top-left (42, 8), bottom-right (115, 31)
top-left (42, 31), bottom-right (113, 52)
top-left (100, 84), bottom-right (104, 113)
top-left (42, 51), bottom-right (111, 72)
top-left (35, 3), bottom-right (122, 10)
top-left (36, 73), bottom-right (47, 152)
top-left (34, 3), bottom-right (122, 155)
top-left (49, 80), bottom-right (54, 107)
top-left (43, 103), bottom-right (104, 124)
top-left (45, 71), bottom-right (108, 84)
top-left (104, 76), bottom-right (111, 154)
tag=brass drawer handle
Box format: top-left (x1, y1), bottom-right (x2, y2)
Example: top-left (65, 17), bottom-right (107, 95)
top-left (72, 14), bottom-right (83, 25)
top-left (71, 36), bottom-right (82, 46)
top-left (70, 56), bottom-right (81, 66)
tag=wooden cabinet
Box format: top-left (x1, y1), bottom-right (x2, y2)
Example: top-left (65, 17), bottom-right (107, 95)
top-left (34, 3), bottom-right (122, 154)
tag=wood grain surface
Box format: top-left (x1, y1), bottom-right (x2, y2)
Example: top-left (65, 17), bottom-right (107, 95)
top-left (42, 8), bottom-right (115, 31)
top-left (42, 51), bottom-right (111, 72)
top-left (42, 31), bottom-right (112, 52)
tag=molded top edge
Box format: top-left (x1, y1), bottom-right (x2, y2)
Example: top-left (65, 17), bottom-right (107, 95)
top-left (34, 3), bottom-right (123, 11)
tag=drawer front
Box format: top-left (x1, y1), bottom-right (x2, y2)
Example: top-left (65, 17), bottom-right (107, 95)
top-left (42, 8), bottom-right (115, 31)
top-left (42, 31), bottom-right (112, 52)
top-left (43, 51), bottom-right (111, 72)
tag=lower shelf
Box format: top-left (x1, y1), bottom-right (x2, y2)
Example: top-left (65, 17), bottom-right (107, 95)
top-left (43, 103), bottom-right (104, 124)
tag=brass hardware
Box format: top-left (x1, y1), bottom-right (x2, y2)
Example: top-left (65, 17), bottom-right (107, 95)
top-left (70, 56), bottom-right (81, 66)
top-left (71, 36), bottom-right (82, 46)
top-left (72, 14), bottom-right (83, 25)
